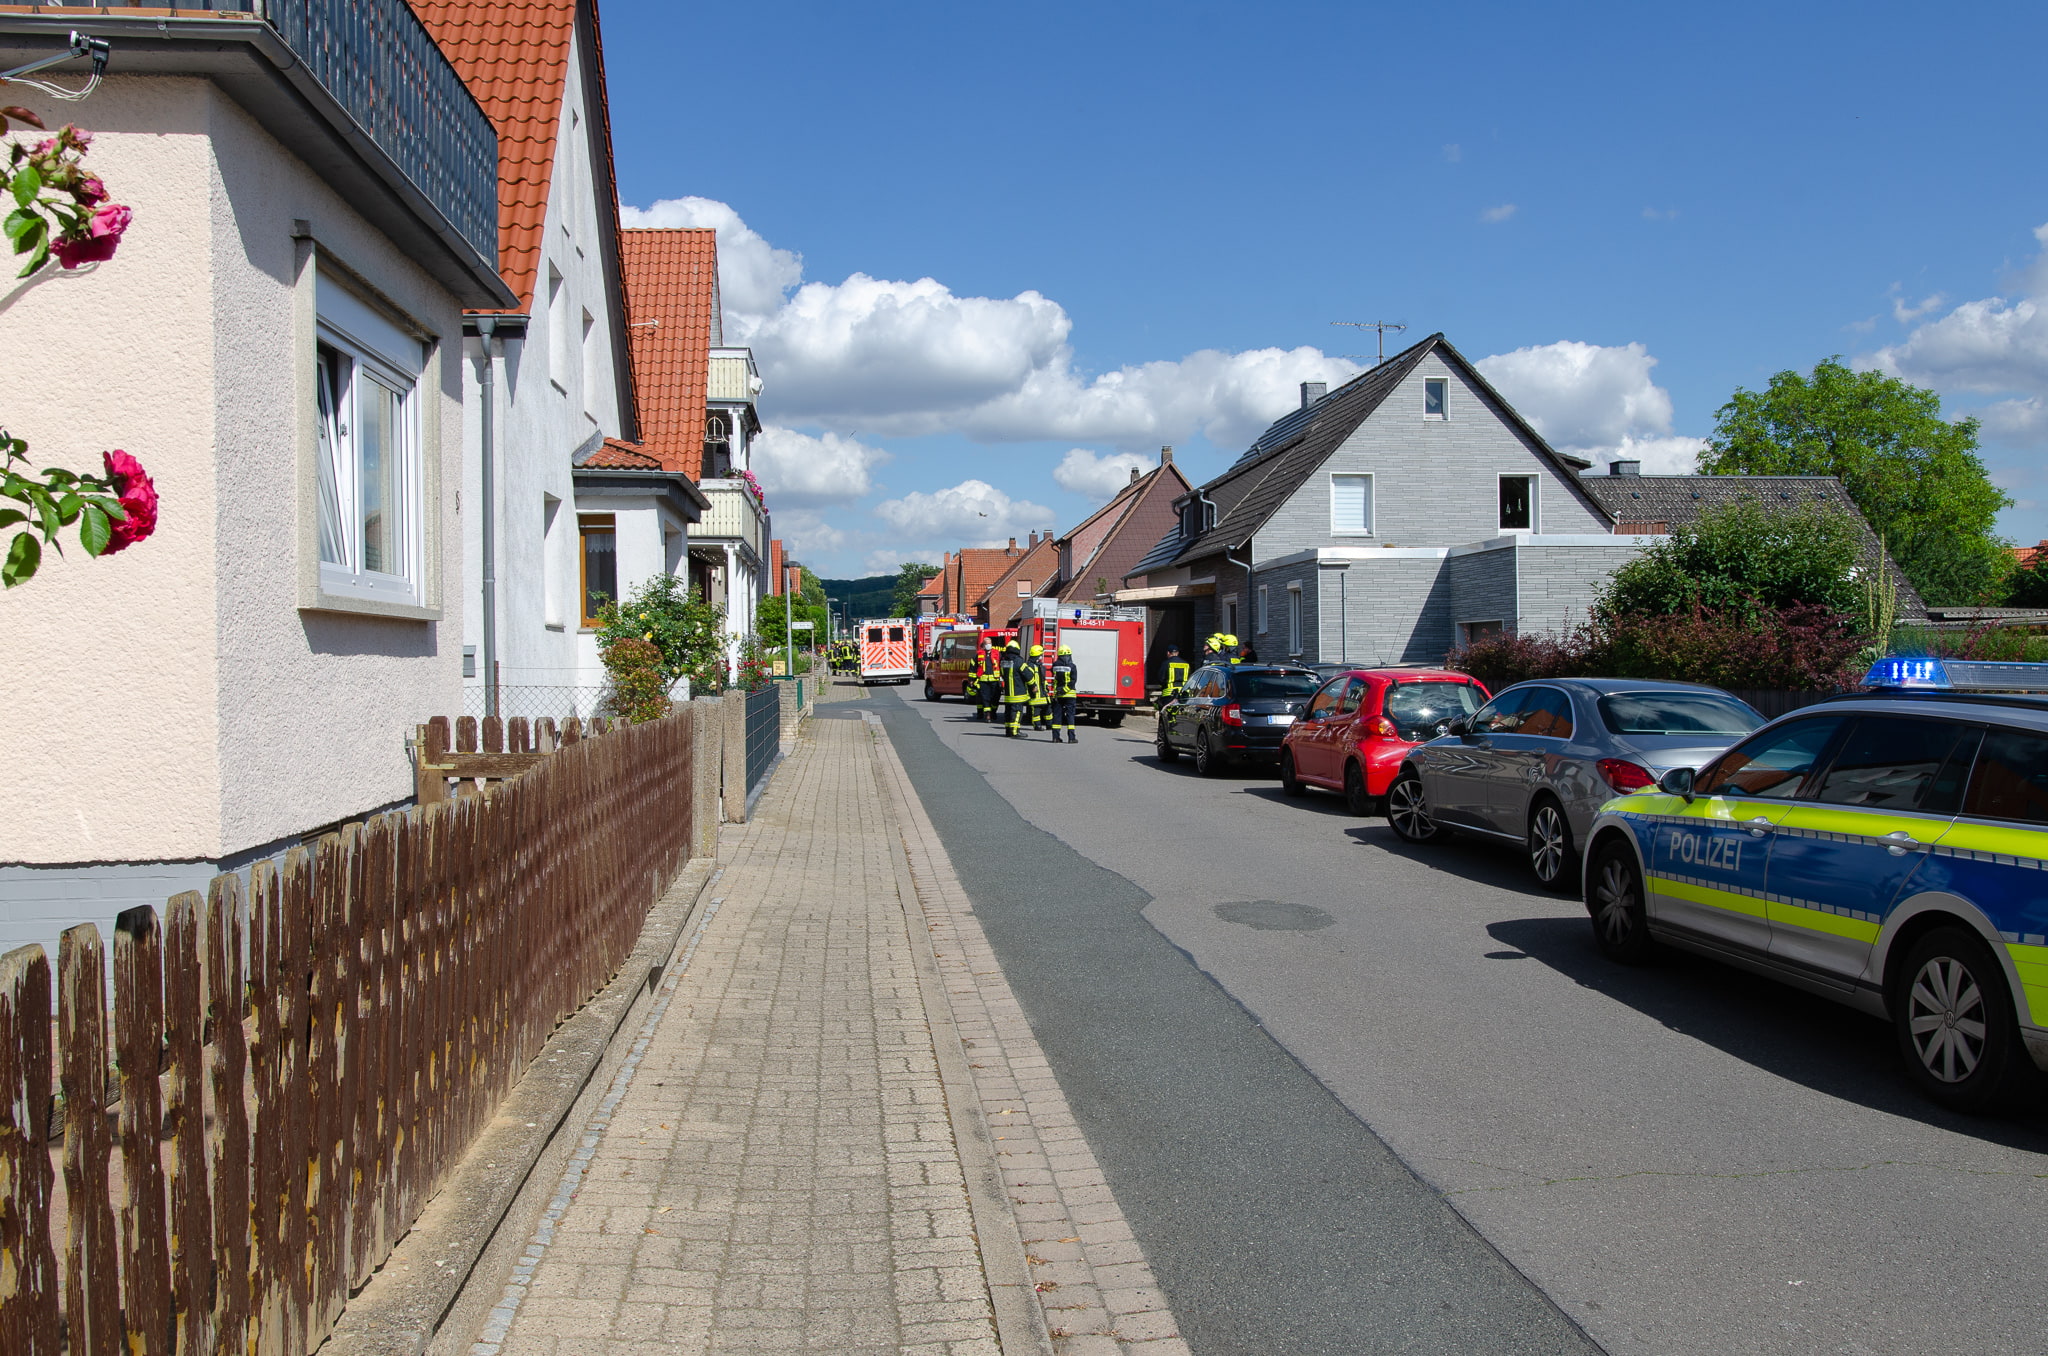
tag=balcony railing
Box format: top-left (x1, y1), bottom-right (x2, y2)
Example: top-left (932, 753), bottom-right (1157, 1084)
top-left (697, 478), bottom-right (769, 559)
top-left (265, 0), bottom-right (498, 266)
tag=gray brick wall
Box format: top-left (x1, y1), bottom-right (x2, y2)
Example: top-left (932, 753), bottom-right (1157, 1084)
top-left (1515, 540), bottom-right (1650, 633)
top-left (1317, 554), bottom-right (1460, 665)
top-left (1250, 560), bottom-right (1321, 663)
top-left (1252, 354), bottom-right (1608, 561)
top-left (1449, 546), bottom-right (1519, 637)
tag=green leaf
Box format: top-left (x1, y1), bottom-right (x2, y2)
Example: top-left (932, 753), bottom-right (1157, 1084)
top-left (17, 237), bottom-right (47, 278)
top-left (76, 503), bottom-right (109, 557)
top-left (55, 492), bottom-right (80, 525)
top-left (0, 508), bottom-right (23, 528)
top-left (2, 529), bottom-right (39, 586)
top-left (3, 208), bottom-right (35, 241)
top-left (32, 489), bottom-right (57, 540)
top-left (81, 494), bottom-right (125, 520)
top-left (10, 163), bottom-right (39, 208)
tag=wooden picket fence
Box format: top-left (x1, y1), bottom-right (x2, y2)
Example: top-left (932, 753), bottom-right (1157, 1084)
top-left (0, 710), bottom-right (696, 1355)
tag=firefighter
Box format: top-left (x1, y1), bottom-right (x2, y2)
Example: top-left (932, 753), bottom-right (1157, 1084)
top-left (1001, 640), bottom-right (1034, 737)
top-left (1049, 644), bottom-right (1080, 743)
top-left (975, 639), bottom-right (1000, 722)
top-left (1027, 644), bottom-right (1053, 731)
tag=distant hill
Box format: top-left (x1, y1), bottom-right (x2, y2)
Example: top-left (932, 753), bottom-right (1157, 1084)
top-left (819, 574), bottom-right (897, 624)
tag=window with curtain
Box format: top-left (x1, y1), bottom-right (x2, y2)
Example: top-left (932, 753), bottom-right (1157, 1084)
top-left (579, 514), bottom-right (616, 627)
top-left (1330, 473), bottom-right (1373, 535)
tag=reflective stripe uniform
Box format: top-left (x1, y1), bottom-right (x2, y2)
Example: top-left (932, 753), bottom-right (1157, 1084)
top-left (1050, 656), bottom-right (1079, 741)
top-left (1001, 649), bottom-right (1034, 735)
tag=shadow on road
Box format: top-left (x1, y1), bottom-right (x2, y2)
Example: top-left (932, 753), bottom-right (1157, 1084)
top-left (1493, 911), bottom-right (2048, 1146)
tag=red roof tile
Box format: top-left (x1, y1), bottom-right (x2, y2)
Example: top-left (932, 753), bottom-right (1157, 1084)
top-left (407, 0), bottom-right (580, 312)
top-left (583, 438), bottom-right (663, 469)
top-left (617, 229), bottom-right (718, 477)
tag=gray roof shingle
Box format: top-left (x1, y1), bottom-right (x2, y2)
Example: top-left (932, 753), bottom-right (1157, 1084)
top-left (1578, 473), bottom-right (1927, 619)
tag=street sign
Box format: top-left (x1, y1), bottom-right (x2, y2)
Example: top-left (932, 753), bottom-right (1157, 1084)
top-left (791, 621), bottom-right (814, 630)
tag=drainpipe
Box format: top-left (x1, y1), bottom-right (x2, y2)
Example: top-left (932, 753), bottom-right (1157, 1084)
top-left (1192, 487), bottom-right (1253, 636)
top-left (475, 316), bottom-right (500, 720)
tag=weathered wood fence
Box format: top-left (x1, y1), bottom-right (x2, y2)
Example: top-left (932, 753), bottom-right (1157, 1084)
top-left (0, 710), bottom-right (695, 1355)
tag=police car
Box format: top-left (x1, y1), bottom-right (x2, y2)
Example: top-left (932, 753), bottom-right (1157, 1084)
top-left (1579, 657), bottom-right (2048, 1112)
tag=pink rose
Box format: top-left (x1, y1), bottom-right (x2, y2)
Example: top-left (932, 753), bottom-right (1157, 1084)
top-left (74, 174), bottom-right (105, 206)
top-left (99, 449), bottom-right (157, 554)
top-left (52, 203), bottom-right (129, 269)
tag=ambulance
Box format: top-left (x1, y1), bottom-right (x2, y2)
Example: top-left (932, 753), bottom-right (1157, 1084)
top-left (855, 618), bottom-right (915, 685)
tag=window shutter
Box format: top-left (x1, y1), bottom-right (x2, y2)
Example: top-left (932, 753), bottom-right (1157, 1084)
top-left (1331, 475), bottom-right (1370, 533)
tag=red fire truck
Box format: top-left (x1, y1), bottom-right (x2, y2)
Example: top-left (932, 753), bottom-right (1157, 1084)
top-left (1015, 610), bottom-right (1146, 727)
top-left (914, 615), bottom-right (974, 676)
top-left (923, 627), bottom-right (1015, 699)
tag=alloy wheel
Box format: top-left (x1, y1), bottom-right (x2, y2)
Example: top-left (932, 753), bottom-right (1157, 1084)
top-left (1907, 955), bottom-right (1989, 1084)
top-left (1387, 775), bottom-right (1435, 841)
top-left (1592, 856), bottom-right (1638, 949)
top-left (1529, 803), bottom-right (1569, 886)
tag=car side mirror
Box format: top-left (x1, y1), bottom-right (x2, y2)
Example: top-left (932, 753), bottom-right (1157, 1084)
top-left (1445, 717), bottom-right (1470, 737)
top-left (1659, 766), bottom-right (1695, 802)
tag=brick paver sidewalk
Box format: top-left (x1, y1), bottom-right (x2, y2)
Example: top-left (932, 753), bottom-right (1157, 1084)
top-left (471, 695), bottom-right (1185, 1356)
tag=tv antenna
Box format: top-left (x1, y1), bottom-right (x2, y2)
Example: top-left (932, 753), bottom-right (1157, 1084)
top-left (1330, 321), bottom-right (1406, 366)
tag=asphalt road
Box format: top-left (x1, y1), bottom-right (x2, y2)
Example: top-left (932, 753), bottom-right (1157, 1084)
top-left (850, 681), bottom-right (2048, 1356)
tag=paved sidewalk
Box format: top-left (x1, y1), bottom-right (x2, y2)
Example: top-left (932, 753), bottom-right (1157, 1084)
top-left (475, 698), bottom-right (1185, 1355)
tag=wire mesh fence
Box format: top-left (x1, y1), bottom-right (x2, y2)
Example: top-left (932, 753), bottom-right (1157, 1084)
top-left (463, 685), bottom-right (612, 723)
top-left (745, 686), bottom-right (782, 795)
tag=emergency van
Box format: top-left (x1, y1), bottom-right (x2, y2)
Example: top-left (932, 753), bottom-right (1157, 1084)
top-left (1014, 605), bottom-right (1146, 728)
top-left (855, 619), bottom-right (915, 685)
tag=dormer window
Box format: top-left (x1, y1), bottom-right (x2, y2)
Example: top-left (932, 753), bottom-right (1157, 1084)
top-left (1425, 378), bottom-right (1447, 419)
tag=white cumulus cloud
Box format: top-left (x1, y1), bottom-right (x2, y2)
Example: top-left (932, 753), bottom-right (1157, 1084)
top-left (862, 547), bottom-right (943, 575)
top-left (1477, 340), bottom-right (1704, 472)
top-left (625, 197), bottom-right (1361, 454)
top-left (770, 508), bottom-right (847, 561)
top-left (750, 427), bottom-right (889, 508)
top-left (873, 479), bottom-right (1054, 544)
top-left (1866, 224), bottom-right (2048, 403)
top-left (1053, 448), bottom-right (1153, 500)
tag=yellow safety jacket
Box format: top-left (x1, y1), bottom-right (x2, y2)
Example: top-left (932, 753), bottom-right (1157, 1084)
top-left (1002, 656), bottom-right (1032, 703)
top-left (1050, 660), bottom-right (1078, 699)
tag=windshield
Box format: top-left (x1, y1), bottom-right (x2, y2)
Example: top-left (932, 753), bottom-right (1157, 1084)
top-left (1235, 672), bottom-right (1321, 699)
top-left (1384, 681), bottom-right (1486, 740)
top-left (1598, 691), bottom-right (1762, 738)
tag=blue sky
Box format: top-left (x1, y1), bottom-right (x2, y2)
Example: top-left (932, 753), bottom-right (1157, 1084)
top-left (605, 0), bottom-right (2048, 577)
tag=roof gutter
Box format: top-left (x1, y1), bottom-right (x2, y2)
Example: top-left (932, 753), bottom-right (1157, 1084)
top-left (1192, 486), bottom-right (1256, 625)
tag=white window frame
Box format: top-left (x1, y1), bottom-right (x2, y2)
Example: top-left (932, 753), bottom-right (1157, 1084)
top-left (1287, 582), bottom-right (1303, 657)
top-left (1017, 579), bottom-right (1032, 596)
top-left (1222, 597), bottom-right (1237, 635)
top-left (314, 282), bottom-right (425, 608)
top-left (1256, 584), bottom-right (1269, 634)
top-left (1424, 377), bottom-right (1448, 420)
top-left (1498, 473), bottom-right (1539, 533)
top-left (1329, 472), bottom-right (1374, 537)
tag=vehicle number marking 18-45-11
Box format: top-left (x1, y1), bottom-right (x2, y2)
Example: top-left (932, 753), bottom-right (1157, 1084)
top-left (1667, 829), bottom-right (1742, 872)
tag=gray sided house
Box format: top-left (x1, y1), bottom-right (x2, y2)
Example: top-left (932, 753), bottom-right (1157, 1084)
top-left (1123, 333), bottom-right (1654, 666)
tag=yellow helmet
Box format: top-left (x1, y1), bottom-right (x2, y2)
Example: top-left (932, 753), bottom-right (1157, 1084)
top-left (1029, 644), bottom-right (1044, 657)
top-left (1058, 645), bottom-right (1072, 655)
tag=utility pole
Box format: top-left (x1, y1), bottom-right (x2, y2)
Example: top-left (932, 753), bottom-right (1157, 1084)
top-left (1330, 320), bottom-right (1407, 366)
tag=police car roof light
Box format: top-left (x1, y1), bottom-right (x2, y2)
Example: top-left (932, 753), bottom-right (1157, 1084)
top-left (1863, 655), bottom-right (2048, 693)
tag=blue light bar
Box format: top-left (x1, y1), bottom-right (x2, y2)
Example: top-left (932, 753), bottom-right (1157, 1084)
top-left (1863, 656), bottom-right (1949, 688)
top-left (1863, 656), bottom-right (2048, 693)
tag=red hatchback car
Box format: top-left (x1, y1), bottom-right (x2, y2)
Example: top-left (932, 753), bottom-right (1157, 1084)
top-left (1279, 669), bottom-right (1492, 814)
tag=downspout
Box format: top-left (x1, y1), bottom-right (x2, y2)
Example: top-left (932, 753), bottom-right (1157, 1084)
top-left (1192, 487), bottom-right (1254, 636)
top-left (475, 316), bottom-right (499, 720)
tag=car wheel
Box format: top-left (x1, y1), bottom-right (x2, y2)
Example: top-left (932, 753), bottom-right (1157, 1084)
top-left (1586, 841), bottom-right (1655, 964)
top-left (1527, 798), bottom-right (1576, 893)
top-left (1279, 751), bottom-right (1307, 797)
top-left (924, 680), bottom-right (940, 702)
top-left (1344, 762), bottom-right (1376, 817)
top-left (1892, 926), bottom-right (2035, 1113)
top-left (1195, 729), bottom-right (1224, 777)
top-left (1386, 771), bottom-right (1441, 843)
top-left (1155, 727), bottom-right (1180, 763)
top-left (1099, 713), bottom-right (1125, 729)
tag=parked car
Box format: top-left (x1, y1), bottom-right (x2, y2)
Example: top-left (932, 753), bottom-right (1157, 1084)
top-left (1386, 678), bottom-right (1764, 889)
top-left (1582, 658), bottom-right (2048, 1111)
top-left (1155, 664), bottom-right (1322, 776)
top-left (1279, 669), bottom-right (1491, 815)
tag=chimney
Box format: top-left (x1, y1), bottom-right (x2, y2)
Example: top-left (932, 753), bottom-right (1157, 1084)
top-left (1130, 465), bottom-right (1142, 484)
top-left (1300, 381), bottom-right (1327, 409)
top-left (1159, 445), bottom-right (1173, 465)
top-left (1028, 531), bottom-right (1039, 548)
top-left (1008, 537), bottom-right (1017, 551)
top-left (1609, 459), bottom-right (1642, 476)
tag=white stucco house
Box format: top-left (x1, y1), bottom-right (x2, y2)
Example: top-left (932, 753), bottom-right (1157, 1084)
top-left (0, 6), bottom-right (513, 958)
top-left (407, 0), bottom-right (706, 720)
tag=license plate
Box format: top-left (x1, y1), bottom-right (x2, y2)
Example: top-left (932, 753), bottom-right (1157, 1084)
top-left (1263, 714), bottom-right (1295, 726)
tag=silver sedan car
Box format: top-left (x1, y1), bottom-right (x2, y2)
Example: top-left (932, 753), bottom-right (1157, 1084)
top-left (1385, 678), bottom-right (1765, 889)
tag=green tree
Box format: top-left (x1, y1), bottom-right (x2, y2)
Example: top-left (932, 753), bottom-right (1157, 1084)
top-left (1596, 499), bottom-right (1864, 620)
top-left (756, 591), bottom-right (829, 639)
top-left (889, 560), bottom-right (941, 617)
top-left (1700, 358), bottom-right (2010, 604)
top-left (797, 565), bottom-right (826, 609)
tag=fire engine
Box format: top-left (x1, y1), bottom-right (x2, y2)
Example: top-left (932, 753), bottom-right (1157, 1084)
top-left (914, 615), bottom-right (974, 676)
